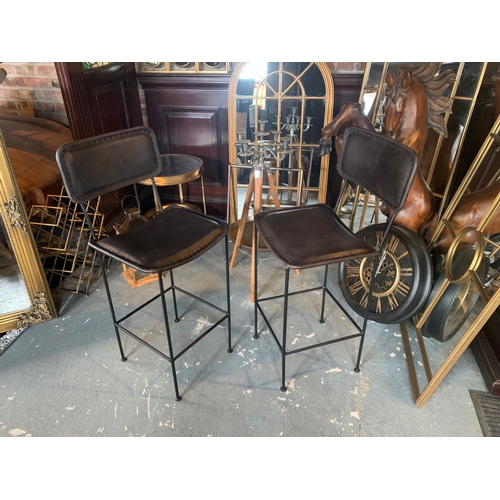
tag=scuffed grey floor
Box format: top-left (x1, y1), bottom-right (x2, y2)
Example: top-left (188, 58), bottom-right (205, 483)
top-left (0, 240), bottom-right (487, 436)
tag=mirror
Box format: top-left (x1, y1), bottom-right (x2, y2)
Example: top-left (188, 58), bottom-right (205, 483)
top-left (228, 62), bottom-right (334, 224)
top-left (227, 62), bottom-right (334, 301)
top-left (0, 130), bottom-right (57, 333)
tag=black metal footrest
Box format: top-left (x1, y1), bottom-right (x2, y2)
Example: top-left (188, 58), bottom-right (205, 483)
top-left (115, 285), bottom-right (229, 362)
top-left (255, 285), bottom-right (364, 356)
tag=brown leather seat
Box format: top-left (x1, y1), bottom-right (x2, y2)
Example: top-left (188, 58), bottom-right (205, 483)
top-left (56, 126), bottom-right (232, 401)
top-left (255, 203), bottom-right (378, 270)
top-left (254, 127), bottom-right (418, 392)
top-left (93, 206), bottom-right (227, 273)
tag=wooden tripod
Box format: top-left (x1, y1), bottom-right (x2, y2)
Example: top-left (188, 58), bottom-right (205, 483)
top-left (230, 167), bottom-right (282, 302)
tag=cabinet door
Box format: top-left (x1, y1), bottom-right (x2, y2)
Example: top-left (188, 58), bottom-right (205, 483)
top-left (55, 62), bottom-right (143, 139)
top-left (139, 74), bottom-right (231, 216)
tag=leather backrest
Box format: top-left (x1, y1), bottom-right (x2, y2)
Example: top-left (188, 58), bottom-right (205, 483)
top-left (55, 126), bottom-right (162, 203)
top-left (337, 127), bottom-right (418, 213)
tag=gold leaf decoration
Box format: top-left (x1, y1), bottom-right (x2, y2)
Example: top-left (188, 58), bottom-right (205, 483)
top-left (17, 291), bottom-right (53, 328)
top-left (4, 197), bottom-right (27, 232)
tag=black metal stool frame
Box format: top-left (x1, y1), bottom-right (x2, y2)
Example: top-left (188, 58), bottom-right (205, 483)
top-left (86, 215), bottom-right (232, 402)
top-left (253, 219), bottom-right (382, 392)
top-left (56, 126), bottom-right (232, 401)
top-left (253, 127), bottom-right (419, 392)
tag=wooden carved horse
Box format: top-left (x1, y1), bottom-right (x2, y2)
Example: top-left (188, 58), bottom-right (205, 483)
top-left (320, 63), bottom-right (455, 236)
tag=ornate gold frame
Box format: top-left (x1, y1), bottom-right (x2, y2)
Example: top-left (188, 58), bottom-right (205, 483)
top-left (0, 130), bottom-right (57, 333)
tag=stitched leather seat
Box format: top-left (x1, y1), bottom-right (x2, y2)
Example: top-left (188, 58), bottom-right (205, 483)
top-left (255, 204), bottom-right (377, 269)
top-left (92, 207), bottom-right (227, 273)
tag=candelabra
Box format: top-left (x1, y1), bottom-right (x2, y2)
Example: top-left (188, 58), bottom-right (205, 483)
top-left (234, 119), bottom-right (292, 170)
top-left (272, 107), bottom-right (313, 203)
top-left (276, 107), bottom-right (313, 143)
top-left (231, 119), bottom-right (289, 271)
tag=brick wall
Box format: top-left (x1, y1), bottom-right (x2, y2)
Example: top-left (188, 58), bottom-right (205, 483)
top-left (0, 62), bottom-right (68, 125)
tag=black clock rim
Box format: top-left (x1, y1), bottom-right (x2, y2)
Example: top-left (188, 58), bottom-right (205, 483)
top-left (420, 244), bottom-right (490, 342)
top-left (339, 223), bottom-right (433, 324)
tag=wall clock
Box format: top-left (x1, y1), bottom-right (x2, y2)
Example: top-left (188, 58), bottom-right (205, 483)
top-left (420, 244), bottom-right (490, 342)
top-left (339, 223), bottom-right (433, 324)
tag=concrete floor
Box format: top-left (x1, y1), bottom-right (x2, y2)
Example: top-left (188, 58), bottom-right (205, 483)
top-left (0, 239), bottom-right (490, 437)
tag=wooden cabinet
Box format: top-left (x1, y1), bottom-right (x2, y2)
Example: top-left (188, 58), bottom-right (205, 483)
top-left (138, 74), bottom-right (231, 216)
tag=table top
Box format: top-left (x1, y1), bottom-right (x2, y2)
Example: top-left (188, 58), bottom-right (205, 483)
top-left (140, 154), bottom-right (204, 186)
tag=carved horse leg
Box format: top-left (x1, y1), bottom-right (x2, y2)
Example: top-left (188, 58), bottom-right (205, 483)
top-left (319, 102), bottom-right (375, 156)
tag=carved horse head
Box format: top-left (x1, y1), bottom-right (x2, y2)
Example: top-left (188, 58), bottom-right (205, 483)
top-left (319, 64), bottom-right (456, 239)
top-left (383, 63), bottom-right (455, 159)
top-left (383, 68), bottom-right (411, 136)
top-left (379, 64), bottom-right (455, 235)
top-left (383, 66), bottom-right (429, 157)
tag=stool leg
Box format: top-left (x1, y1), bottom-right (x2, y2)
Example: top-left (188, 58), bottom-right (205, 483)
top-left (253, 221), bottom-right (259, 339)
top-left (201, 174), bottom-right (207, 215)
top-left (98, 252), bottom-right (127, 362)
top-left (224, 235), bottom-right (233, 353)
top-left (169, 270), bottom-right (180, 322)
top-left (158, 272), bottom-right (181, 401)
top-left (319, 265), bottom-right (329, 324)
top-left (281, 268), bottom-right (290, 392)
top-left (354, 255), bottom-right (379, 373)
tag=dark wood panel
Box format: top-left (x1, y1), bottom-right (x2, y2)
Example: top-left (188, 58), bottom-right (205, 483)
top-left (89, 82), bottom-right (129, 135)
top-left (139, 74), bottom-right (231, 216)
top-left (56, 63), bottom-right (143, 139)
top-left (159, 106), bottom-right (223, 185)
top-left (333, 72), bottom-right (364, 115)
top-left (54, 65), bottom-right (93, 140)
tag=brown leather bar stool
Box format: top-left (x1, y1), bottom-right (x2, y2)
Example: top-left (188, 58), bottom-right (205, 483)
top-left (253, 127), bottom-right (419, 391)
top-left (139, 153), bottom-right (207, 216)
top-left (55, 127), bottom-right (232, 401)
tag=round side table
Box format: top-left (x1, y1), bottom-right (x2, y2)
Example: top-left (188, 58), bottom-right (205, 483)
top-left (140, 154), bottom-right (206, 216)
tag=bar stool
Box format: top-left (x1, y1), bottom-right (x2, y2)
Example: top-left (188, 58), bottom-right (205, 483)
top-left (139, 154), bottom-right (207, 216)
top-left (55, 126), bottom-right (232, 401)
top-left (253, 127), bottom-right (419, 391)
